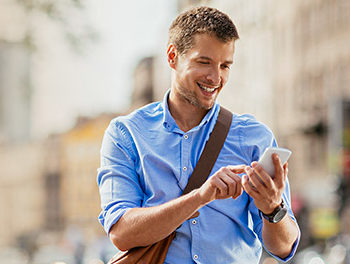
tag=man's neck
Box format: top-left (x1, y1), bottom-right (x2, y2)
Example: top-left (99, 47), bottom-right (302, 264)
top-left (168, 92), bottom-right (209, 132)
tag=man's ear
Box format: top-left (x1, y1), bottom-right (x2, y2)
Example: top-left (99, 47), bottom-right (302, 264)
top-left (167, 44), bottom-right (177, 69)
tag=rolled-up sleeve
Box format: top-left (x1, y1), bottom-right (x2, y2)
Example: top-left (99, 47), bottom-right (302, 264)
top-left (97, 120), bottom-right (143, 234)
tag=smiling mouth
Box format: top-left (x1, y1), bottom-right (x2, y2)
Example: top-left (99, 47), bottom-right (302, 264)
top-left (197, 82), bottom-right (220, 93)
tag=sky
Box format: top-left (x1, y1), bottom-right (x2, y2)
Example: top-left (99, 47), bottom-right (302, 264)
top-left (30, 0), bottom-right (177, 139)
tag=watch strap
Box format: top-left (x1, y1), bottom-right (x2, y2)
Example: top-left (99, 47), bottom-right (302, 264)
top-left (259, 199), bottom-right (287, 223)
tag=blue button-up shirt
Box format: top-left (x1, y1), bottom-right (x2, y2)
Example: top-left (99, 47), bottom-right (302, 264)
top-left (97, 91), bottom-right (300, 263)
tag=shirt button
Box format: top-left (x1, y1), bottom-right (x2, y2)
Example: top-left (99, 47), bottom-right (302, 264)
top-left (192, 220), bottom-right (197, 224)
top-left (184, 134), bottom-right (188, 139)
top-left (183, 166), bottom-right (187, 171)
top-left (194, 255), bottom-right (198, 260)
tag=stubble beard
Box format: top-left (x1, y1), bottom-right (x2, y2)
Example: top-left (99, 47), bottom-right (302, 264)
top-left (178, 85), bottom-right (216, 111)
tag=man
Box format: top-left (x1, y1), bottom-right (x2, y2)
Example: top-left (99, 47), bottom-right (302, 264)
top-left (97, 6), bottom-right (300, 263)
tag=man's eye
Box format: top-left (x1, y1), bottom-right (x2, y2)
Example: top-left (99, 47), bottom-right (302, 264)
top-left (198, 61), bottom-right (209, 64)
top-left (222, 65), bottom-right (230, 69)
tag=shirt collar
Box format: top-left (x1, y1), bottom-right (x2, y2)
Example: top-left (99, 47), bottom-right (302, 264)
top-left (162, 89), bottom-right (219, 133)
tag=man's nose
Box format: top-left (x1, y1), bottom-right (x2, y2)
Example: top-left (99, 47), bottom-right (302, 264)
top-left (206, 66), bottom-right (221, 85)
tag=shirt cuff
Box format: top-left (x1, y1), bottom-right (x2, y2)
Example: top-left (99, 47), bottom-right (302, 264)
top-left (101, 207), bottom-right (129, 234)
top-left (270, 233), bottom-right (300, 262)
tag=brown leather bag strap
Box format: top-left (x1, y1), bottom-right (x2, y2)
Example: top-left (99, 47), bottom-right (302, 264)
top-left (182, 106), bottom-right (233, 195)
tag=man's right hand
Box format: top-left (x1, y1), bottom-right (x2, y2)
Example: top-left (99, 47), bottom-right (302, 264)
top-left (197, 165), bottom-right (246, 205)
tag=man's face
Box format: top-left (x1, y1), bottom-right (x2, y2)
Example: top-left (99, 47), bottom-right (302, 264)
top-left (172, 33), bottom-right (235, 110)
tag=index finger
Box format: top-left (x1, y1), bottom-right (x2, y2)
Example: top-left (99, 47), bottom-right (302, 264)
top-left (226, 165), bottom-right (246, 174)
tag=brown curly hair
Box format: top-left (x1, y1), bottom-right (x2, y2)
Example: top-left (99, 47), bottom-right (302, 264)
top-left (168, 6), bottom-right (239, 55)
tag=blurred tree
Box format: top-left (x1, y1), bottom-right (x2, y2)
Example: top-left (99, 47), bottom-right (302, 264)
top-left (14, 0), bottom-right (98, 53)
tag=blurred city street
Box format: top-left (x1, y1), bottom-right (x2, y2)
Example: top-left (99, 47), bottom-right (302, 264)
top-left (0, 0), bottom-right (350, 263)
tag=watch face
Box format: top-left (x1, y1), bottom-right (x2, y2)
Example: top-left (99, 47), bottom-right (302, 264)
top-left (272, 208), bottom-right (287, 223)
top-left (260, 200), bottom-right (288, 223)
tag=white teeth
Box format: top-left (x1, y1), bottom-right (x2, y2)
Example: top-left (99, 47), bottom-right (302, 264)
top-left (198, 83), bottom-right (218, 92)
top-left (203, 87), bottom-right (215, 92)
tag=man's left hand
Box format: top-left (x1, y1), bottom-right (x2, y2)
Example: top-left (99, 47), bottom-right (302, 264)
top-left (242, 153), bottom-right (288, 214)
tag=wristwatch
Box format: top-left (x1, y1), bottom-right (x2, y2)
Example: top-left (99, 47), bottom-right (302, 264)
top-left (259, 199), bottom-right (287, 223)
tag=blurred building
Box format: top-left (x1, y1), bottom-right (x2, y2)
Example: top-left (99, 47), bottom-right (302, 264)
top-left (0, 0), bottom-right (31, 143)
top-left (0, 41), bottom-right (31, 143)
top-left (0, 0), bottom-right (41, 253)
top-left (0, 142), bottom-right (46, 248)
top-left (0, 113), bottom-right (118, 254)
top-left (156, 0), bottom-right (350, 205)
top-left (130, 56), bottom-right (155, 109)
top-left (59, 114), bottom-right (115, 241)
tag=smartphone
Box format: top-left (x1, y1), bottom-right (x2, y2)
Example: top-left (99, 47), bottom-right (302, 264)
top-left (258, 147), bottom-right (292, 177)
